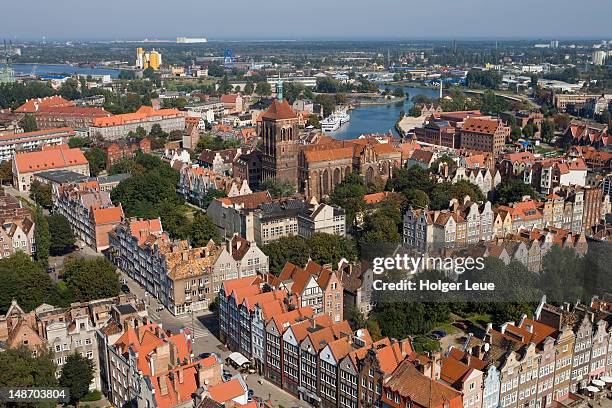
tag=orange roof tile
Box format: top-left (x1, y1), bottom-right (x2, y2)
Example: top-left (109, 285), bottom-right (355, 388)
top-left (14, 144), bottom-right (88, 174)
top-left (91, 106), bottom-right (181, 127)
top-left (15, 96), bottom-right (74, 113)
top-left (93, 206), bottom-right (124, 225)
top-left (261, 99), bottom-right (297, 120)
top-left (208, 378), bottom-right (246, 403)
top-left (364, 192), bottom-right (390, 204)
top-left (462, 117), bottom-right (501, 135)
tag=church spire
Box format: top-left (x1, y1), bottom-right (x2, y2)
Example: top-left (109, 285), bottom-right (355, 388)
top-left (276, 74), bottom-right (283, 100)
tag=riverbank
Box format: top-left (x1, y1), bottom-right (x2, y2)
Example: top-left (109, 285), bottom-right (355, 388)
top-left (354, 95), bottom-right (406, 106)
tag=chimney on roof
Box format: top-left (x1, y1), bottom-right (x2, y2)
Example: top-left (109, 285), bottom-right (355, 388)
top-left (178, 368), bottom-right (184, 384)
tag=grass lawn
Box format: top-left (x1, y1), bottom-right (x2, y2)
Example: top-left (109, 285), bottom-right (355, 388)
top-left (431, 322), bottom-right (460, 335)
top-left (465, 313), bottom-right (493, 329)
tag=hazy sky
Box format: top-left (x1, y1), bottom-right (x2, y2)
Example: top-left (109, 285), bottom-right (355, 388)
top-left (2, 0), bottom-right (611, 41)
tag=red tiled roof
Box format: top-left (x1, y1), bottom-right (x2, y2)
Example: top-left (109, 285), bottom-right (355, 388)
top-left (384, 360), bottom-right (462, 408)
top-left (92, 106), bottom-right (181, 127)
top-left (220, 94), bottom-right (240, 104)
top-left (129, 219), bottom-right (163, 245)
top-left (208, 378), bottom-right (246, 404)
top-left (14, 144), bottom-right (88, 174)
top-left (261, 99), bottom-right (297, 120)
top-left (15, 96), bottom-right (74, 113)
top-left (462, 117), bottom-right (501, 135)
top-left (93, 206), bottom-right (124, 225)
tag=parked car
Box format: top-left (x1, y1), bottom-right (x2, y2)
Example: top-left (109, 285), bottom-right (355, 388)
top-left (247, 390), bottom-right (254, 401)
top-left (432, 330), bottom-right (447, 338)
top-left (121, 285), bottom-right (130, 294)
top-left (453, 321), bottom-right (469, 330)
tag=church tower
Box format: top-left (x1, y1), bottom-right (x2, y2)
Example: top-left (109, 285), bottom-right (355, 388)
top-left (260, 82), bottom-right (300, 185)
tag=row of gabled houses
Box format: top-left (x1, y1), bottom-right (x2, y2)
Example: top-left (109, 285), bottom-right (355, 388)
top-left (455, 296), bottom-right (612, 408)
top-left (0, 294), bottom-right (147, 393)
top-left (217, 272), bottom-right (468, 408)
top-left (403, 188), bottom-right (609, 253)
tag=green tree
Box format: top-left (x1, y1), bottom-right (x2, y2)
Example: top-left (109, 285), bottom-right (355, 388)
top-left (493, 179), bottom-right (537, 204)
top-left (330, 171), bottom-right (367, 226)
top-left (85, 147), bottom-right (107, 176)
top-left (63, 257), bottom-right (121, 302)
top-left (29, 180), bottom-right (53, 209)
top-left (0, 346), bottom-right (58, 390)
top-left (408, 105), bottom-right (422, 117)
top-left (259, 179), bottom-right (296, 198)
top-left (47, 214), bottom-right (76, 256)
top-left (541, 120), bottom-right (555, 143)
top-left (255, 81), bottom-right (272, 96)
top-left (59, 353), bottom-right (94, 405)
top-left (200, 188), bottom-right (227, 209)
top-left (262, 236), bottom-right (310, 275)
top-left (308, 233), bottom-right (358, 266)
top-left (244, 81), bottom-right (254, 95)
top-left (307, 114), bottom-right (321, 128)
top-left (21, 113), bottom-right (38, 132)
top-left (219, 74), bottom-right (232, 94)
top-left (0, 160), bottom-right (13, 185)
top-left (403, 189), bottom-right (430, 208)
top-left (33, 208), bottom-right (51, 267)
top-left (68, 136), bottom-right (89, 149)
top-left (0, 252), bottom-right (60, 313)
top-left (190, 212), bottom-right (221, 247)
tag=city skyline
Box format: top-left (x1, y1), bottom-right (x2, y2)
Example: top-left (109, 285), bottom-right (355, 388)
top-left (2, 0), bottom-right (612, 41)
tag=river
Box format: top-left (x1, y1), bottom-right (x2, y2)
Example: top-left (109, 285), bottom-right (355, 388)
top-left (329, 85), bottom-right (441, 140)
top-left (2, 63), bottom-right (121, 78)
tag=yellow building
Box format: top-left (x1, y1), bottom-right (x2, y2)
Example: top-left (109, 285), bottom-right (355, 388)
top-left (147, 50), bottom-right (162, 70)
top-left (135, 48), bottom-right (162, 70)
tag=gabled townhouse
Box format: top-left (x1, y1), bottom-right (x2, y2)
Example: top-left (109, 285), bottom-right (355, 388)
top-left (1, 296), bottom-right (146, 395)
top-left (534, 301), bottom-right (594, 393)
top-left (218, 276), bottom-right (261, 346)
top-left (438, 163), bottom-right (501, 199)
top-left (98, 319), bottom-right (198, 407)
top-left (448, 348), bottom-right (500, 408)
top-left (265, 307), bottom-right (314, 387)
top-left (440, 356), bottom-right (483, 408)
top-left (589, 319), bottom-right (609, 382)
top-left (341, 337), bottom-right (413, 408)
top-left (319, 330), bottom-right (373, 408)
top-left (525, 158), bottom-right (587, 195)
top-left (269, 261), bottom-right (344, 322)
top-left (0, 189), bottom-right (35, 258)
top-left (381, 359), bottom-right (463, 408)
top-left (198, 148), bottom-right (244, 175)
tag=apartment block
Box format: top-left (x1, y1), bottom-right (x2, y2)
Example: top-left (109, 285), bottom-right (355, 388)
top-left (460, 117), bottom-right (510, 156)
top-left (54, 181), bottom-right (124, 252)
top-left (89, 106), bottom-right (185, 141)
top-left (109, 220), bottom-right (268, 316)
top-left (207, 192), bottom-right (345, 245)
top-left (0, 127), bottom-right (74, 162)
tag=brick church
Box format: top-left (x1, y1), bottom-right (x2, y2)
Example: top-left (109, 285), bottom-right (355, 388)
top-left (259, 84), bottom-right (402, 200)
